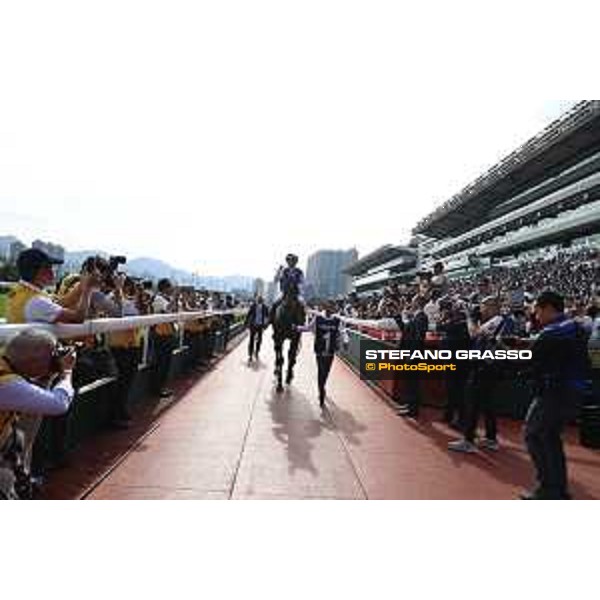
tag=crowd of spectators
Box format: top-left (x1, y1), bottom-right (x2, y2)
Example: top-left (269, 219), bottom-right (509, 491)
top-left (336, 247), bottom-right (600, 336)
top-left (0, 248), bottom-right (242, 499)
top-left (330, 247), bottom-right (599, 499)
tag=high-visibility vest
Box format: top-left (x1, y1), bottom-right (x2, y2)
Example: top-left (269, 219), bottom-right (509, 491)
top-left (153, 295), bottom-right (176, 337)
top-left (5, 282), bottom-right (52, 324)
top-left (0, 357), bottom-right (19, 449)
top-left (109, 328), bottom-right (142, 349)
top-left (184, 317), bottom-right (205, 333)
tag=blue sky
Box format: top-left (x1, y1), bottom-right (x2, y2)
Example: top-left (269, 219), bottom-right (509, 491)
top-left (0, 4), bottom-right (587, 278)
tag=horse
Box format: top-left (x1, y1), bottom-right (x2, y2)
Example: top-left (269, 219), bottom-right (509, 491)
top-left (270, 287), bottom-right (306, 393)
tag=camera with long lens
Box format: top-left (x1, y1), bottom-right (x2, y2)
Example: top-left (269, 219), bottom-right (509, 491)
top-left (82, 255), bottom-right (127, 288)
top-left (108, 255), bottom-right (127, 272)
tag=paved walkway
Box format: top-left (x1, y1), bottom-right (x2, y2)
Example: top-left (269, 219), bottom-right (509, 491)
top-left (87, 335), bottom-right (600, 500)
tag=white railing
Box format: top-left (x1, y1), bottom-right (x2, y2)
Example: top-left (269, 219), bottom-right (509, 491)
top-left (308, 309), bottom-right (401, 341)
top-left (0, 308), bottom-right (248, 365)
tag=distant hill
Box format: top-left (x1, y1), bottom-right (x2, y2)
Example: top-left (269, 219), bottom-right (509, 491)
top-left (62, 251), bottom-right (255, 292)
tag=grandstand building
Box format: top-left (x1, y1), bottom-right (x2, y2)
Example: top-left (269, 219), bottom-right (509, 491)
top-left (345, 244), bottom-right (417, 295)
top-left (414, 100), bottom-right (600, 276)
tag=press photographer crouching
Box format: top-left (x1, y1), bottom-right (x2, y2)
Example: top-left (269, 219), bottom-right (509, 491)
top-left (0, 330), bottom-right (76, 499)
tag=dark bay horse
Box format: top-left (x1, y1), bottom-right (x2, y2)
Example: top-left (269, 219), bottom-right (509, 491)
top-left (270, 287), bottom-right (306, 393)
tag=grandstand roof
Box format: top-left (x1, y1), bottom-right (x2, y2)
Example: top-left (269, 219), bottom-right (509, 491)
top-left (344, 244), bottom-right (415, 277)
top-left (413, 101), bottom-right (600, 238)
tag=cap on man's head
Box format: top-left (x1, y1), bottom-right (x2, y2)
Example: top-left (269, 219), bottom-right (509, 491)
top-left (17, 248), bottom-right (63, 281)
top-left (536, 290), bottom-right (565, 313)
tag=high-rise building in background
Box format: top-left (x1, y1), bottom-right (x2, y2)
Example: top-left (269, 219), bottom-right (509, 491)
top-left (8, 240), bottom-right (27, 264)
top-left (0, 236), bottom-right (20, 262)
top-left (253, 278), bottom-right (265, 297)
top-left (305, 248), bottom-right (358, 300)
top-left (266, 281), bottom-right (277, 304)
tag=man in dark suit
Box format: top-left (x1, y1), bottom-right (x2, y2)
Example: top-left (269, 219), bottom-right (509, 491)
top-left (245, 296), bottom-right (270, 362)
top-left (397, 295), bottom-right (429, 420)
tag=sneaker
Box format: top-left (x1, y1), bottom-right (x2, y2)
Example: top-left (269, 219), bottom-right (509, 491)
top-left (448, 439), bottom-right (477, 454)
top-left (478, 438), bottom-right (500, 452)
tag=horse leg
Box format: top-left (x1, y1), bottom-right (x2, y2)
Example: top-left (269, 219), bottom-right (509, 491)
top-left (274, 336), bottom-right (284, 392)
top-left (286, 335), bottom-right (300, 385)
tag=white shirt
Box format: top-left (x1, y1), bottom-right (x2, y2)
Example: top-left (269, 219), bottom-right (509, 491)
top-left (152, 294), bottom-right (170, 314)
top-left (20, 281), bottom-right (63, 324)
top-left (0, 375), bottom-right (74, 416)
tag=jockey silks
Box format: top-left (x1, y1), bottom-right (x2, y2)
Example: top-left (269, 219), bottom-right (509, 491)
top-left (278, 266), bottom-right (304, 294)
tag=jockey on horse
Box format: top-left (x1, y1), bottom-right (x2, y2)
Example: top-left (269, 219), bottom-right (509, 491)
top-left (270, 254), bottom-right (306, 392)
top-left (273, 254), bottom-right (304, 306)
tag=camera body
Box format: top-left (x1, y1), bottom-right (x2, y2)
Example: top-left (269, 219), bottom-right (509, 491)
top-left (49, 343), bottom-right (81, 377)
top-left (82, 255), bottom-right (127, 289)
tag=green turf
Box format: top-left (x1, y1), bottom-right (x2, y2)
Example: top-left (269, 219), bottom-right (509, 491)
top-left (0, 293), bottom-right (7, 319)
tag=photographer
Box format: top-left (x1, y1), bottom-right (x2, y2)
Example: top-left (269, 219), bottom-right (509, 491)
top-left (522, 291), bottom-right (591, 500)
top-left (0, 330), bottom-right (76, 499)
top-left (7, 248), bottom-right (97, 325)
top-left (6, 249), bottom-right (99, 476)
top-left (438, 297), bottom-right (470, 430)
top-left (448, 296), bottom-right (514, 454)
top-left (107, 277), bottom-right (143, 429)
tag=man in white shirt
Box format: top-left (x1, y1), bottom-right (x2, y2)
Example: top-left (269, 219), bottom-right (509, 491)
top-left (0, 329), bottom-right (76, 499)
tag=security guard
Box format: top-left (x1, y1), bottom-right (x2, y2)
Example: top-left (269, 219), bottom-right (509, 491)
top-left (522, 291), bottom-right (590, 500)
top-left (245, 295), bottom-right (270, 362)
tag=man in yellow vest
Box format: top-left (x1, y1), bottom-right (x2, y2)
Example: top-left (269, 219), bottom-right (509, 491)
top-left (0, 329), bottom-right (76, 499)
top-left (6, 248), bottom-right (96, 325)
top-left (5, 248), bottom-right (97, 478)
top-left (107, 277), bottom-right (142, 428)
